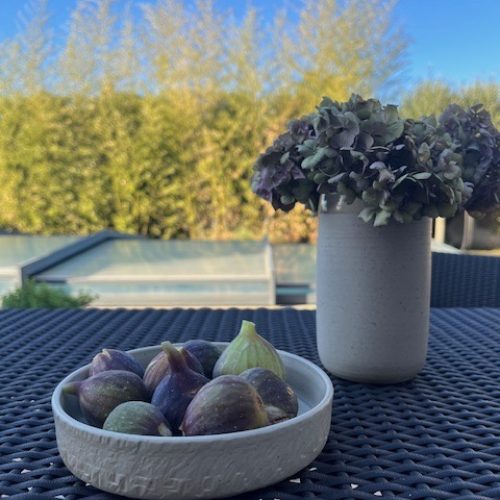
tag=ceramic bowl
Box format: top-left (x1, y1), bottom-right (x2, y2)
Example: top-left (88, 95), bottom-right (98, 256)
top-left (52, 343), bottom-right (334, 500)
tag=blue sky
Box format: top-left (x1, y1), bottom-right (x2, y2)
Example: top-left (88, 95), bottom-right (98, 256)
top-left (0, 0), bottom-right (499, 92)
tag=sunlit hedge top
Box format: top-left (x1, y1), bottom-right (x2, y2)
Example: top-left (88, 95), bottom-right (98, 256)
top-left (251, 94), bottom-right (499, 226)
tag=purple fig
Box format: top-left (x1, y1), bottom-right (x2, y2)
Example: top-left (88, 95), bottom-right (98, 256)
top-left (144, 345), bottom-right (203, 395)
top-left (103, 402), bottom-right (172, 436)
top-left (240, 368), bottom-right (298, 423)
top-left (182, 340), bottom-right (224, 378)
top-left (181, 375), bottom-right (269, 436)
top-left (151, 342), bottom-right (209, 433)
top-left (89, 348), bottom-right (144, 378)
top-left (63, 370), bottom-right (148, 428)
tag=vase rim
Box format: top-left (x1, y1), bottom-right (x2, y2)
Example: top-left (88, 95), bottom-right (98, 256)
top-left (319, 194), bottom-right (364, 215)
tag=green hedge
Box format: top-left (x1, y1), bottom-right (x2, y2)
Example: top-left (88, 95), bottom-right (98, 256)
top-left (2, 281), bottom-right (94, 309)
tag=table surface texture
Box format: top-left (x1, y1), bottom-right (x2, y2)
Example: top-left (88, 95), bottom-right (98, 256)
top-left (1, 307), bottom-right (500, 499)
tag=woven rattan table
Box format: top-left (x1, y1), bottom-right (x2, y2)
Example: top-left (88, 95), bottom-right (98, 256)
top-left (1, 308), bottom-right (500, 499)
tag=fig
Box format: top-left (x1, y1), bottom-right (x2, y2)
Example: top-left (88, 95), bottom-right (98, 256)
top-left (182, 340), bottom-right (224, 377)
top-left (89, 348), bottom-right (144, 378)
top-left (240, 368), bottom-right (298, 423)
top-left (181, 375), bottom-right (269, 436)
top-left (144, 346), bottom-right (203, 395)
top-left (151, 342), bottom-right (209, 433)
top-left (63, 370), bottom-right (148, 428)
top-left (103, 401), bottom-right (172, 436)
top-left (213, 320), bottom-right (285, 379)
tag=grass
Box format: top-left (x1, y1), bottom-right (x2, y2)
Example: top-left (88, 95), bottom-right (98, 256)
top-left (2, 280), bottom-right (95, 309)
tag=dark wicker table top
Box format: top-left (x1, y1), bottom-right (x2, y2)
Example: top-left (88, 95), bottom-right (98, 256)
top-left (1, 307), bottom-right (500, 499)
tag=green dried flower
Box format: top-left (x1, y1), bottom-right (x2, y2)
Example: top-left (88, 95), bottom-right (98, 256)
top-left (251, 94), bottom-right (499, 226)
top-left (438, 103), bottom-right (499, 215)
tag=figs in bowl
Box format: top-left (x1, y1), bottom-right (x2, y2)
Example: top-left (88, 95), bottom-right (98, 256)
top-left (52, 343), bottom-right (334, 500)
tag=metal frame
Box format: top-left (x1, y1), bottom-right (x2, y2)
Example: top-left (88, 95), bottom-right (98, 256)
top-left (34, 238), bottom-right (276, 307)
top-left (20, 230), bottom-right (135, 285)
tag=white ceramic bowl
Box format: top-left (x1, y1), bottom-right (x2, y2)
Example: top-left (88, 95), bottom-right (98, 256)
top-left (52, 343), bottom-right (334, 500)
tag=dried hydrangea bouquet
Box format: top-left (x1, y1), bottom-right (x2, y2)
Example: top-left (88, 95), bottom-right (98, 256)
top-left (252, 95), bottom-right (499, 383)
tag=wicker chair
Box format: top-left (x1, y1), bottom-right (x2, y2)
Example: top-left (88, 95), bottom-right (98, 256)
top-left (431, 252), bottom-right (500, 307)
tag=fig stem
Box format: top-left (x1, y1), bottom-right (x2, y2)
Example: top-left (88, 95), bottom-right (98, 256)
top-left (157, 423), bottom-right (171, 436)
top-left (239, 320), bottom-right (258, 339)
top-left (160, 341), bottom-right (185, 372)
top-left (62, 381), bottom-right (81, 395)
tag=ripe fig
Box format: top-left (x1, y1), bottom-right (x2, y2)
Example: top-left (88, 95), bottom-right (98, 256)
top-left (181, 375), bottom-right (269, 436)
top-left (151, 342), bottom-right (209, 433)
top-left (89, 348), bottom-right (144, 378)
top-left (144, 345), bottom-right (203, 395)
top-left (103, 401), bottom-right (172, 436)
top-left (240, 368), bottom-right (298, 423)
top-left (63, 370), bottom-right (148, 428)
top-left (213, 320), bottom-right (285, 379)
top-left (182, 340), bottom-right (224, 378)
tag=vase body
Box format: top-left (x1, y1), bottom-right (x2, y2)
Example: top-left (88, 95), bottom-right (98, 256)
top-left (316, 196), bottom-right (432, 384)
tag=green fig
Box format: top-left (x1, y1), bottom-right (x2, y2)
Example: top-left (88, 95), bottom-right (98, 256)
top-left (213, 321), bottom-right (285, 379)
top-left (63, 370), bottom-right (148, 428)
top-left (182, 340), bottom-right (224, 377)
top-left (144, 346), bottom-right (204, 396)
top-left (151, 342), bottom-right (209, 433)
top-left (181, 375), bottom-right (269, 436)
top-left (103, 401), bottom-right (172, 436)
top-left (240, 368), bottom-right (298, 423)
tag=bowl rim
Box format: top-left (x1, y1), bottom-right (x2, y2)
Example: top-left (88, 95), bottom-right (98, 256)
top-left (52, 342), bottom-right (334, 444)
